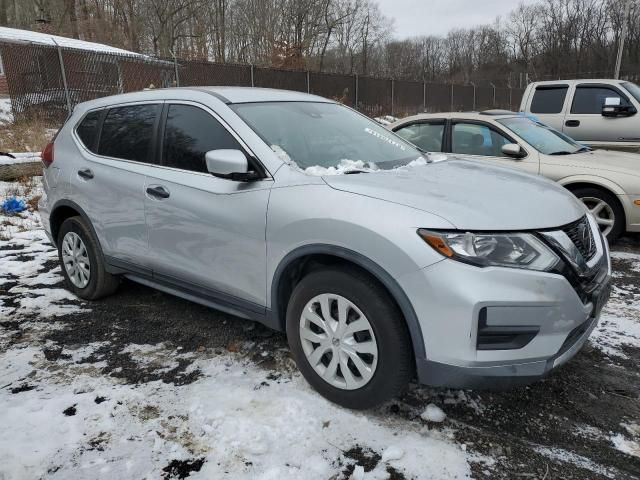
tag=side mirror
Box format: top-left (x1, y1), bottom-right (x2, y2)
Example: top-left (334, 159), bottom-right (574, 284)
top-left (602, 97), bottom-right (637, 117)
top-left (205, 149), bottom-right (260, 182)
top-left (501, 143), bottom-right (525, 159)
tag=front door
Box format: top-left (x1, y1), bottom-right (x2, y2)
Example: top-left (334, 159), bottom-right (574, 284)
top-left (562, 84), bottom-right (639, 145)
top-left (144, 102), bottom-right (271, 308)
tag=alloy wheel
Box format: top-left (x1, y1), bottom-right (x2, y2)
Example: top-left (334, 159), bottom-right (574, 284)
top-left (299, 293), bottom-right (378, 390)
top-left (61, 231), bottom-right (91, 289)
top-left (580, 196), bottom-right (615, 237)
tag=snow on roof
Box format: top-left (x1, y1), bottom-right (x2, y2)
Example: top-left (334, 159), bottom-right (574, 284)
top-left (0, 27), bottom-right (141, 57)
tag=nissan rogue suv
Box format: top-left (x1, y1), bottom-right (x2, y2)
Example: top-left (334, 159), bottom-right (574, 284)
top-left (39, 87), bottom-right (611, 409)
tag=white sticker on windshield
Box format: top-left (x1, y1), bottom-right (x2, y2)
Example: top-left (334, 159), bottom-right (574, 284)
top-left (364, 127), bottom-right (406, 151)
top-left (605, 97), bottom-right (621, 106)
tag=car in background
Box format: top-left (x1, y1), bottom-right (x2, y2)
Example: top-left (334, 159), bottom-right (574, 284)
top-left (519, 79), bottom-right (640, 152)
top-left (39, 87), bottom-right (611, 409)
top-left (389, 111), bottom-right (640, 242)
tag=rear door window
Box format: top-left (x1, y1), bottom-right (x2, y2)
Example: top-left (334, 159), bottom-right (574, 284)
top-left (530, 86), bottom-right (569, 114)
top-left (98, 104), bottom-right (159, 163)
top-left (571, 86), bottom-right (631, 114)
top-left (394, 122), bottom-right (445, 152)
top-left (76, 110), bottom-right (101, 152)
top-left (162, 104), bottom-right (242, 173)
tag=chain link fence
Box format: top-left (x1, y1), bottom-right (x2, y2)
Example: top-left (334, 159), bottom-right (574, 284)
top-left (0, 40), bottom-right (525, 125)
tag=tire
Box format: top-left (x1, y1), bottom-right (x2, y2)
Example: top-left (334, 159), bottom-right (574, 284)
top-left (57, 216), bottom-right (119, 300)
top-left (286, 266), bottom-right (412, 409)
top-left (570, 187), bottom-right (625, 243)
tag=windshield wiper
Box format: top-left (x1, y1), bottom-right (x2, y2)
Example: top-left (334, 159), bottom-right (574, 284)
top-left (549, 151), bottom-right (574, 156)
top-left (575, 146), bottom-right (591, 153)
top-left (343, 169), bottom-right (369, 174)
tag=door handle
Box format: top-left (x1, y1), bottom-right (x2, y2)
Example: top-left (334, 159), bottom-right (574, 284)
top-left (565, 120), bottom-right (580, 127)
top-left (77, 168), bottom-right (94, 180)
top-left (146, 185), bottom-right (170, 199)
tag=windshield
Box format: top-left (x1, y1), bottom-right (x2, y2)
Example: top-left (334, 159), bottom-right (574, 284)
top-left (497, 116), bottom-right (586, 155)
top-left (231, 102), bottom-right (424, 171)
top-left (623, 82), bottom-right (640, 103)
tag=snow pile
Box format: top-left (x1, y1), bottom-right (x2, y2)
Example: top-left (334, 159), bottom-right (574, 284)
top-left (304, 159), bottom-right (379, 176)
top-left (610, 434), bottom-right (640, 458)
top-left (0, 97), bottom-right (12, 124)
top-left (421, 403), bottom-right (447, 423)
top-left (0, 345), bottom-right (476, 480)
top-left (0, 152), bottom-right (42, 166)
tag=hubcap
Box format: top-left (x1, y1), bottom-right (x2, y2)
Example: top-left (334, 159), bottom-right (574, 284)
top-left (299, 293), bottom-right (378, 390)
top-left (61, 232), bottom-right (91, 288)
top-left (580, 197), bottom-right (615, 237)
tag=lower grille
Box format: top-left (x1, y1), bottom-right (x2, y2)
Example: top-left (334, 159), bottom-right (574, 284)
top-left (562, 216), bottom-right (596, 261)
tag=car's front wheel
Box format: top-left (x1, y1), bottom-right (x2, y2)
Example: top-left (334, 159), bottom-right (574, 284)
top-left (57, 216), bottom-right (119, 300)
top-left (571, 187), bottom-right (624, 242)
top-left (286, 266), bottom-right (412, 409)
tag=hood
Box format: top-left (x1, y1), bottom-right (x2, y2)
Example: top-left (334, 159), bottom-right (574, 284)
top-left (550, 149), bottom-right (640, 177)
top-left (322, 159), bottom-right (585, 230)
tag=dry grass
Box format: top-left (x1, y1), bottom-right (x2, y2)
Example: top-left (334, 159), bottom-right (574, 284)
top-left (0, 118), bottom-right (58, 153)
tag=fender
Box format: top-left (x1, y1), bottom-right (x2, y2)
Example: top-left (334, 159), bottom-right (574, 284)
top-left (50, 199), bottom-right (101, 247)
top-left (269, 244), bottom-right (427, 361)
top-left (558, 174), bottom-right (626, 196)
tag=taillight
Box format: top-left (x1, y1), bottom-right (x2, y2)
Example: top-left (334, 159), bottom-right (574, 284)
top-left (42, 142), bottom-right (54, 168)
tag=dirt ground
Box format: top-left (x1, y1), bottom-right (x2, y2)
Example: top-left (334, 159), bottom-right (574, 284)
top-left (1, 220), bottom-right (639, 478)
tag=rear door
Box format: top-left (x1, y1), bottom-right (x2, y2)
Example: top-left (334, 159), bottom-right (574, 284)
top-left (392, 120), bottom-right (446, 153)
top-left (528, 84), bottom-right (570, 131)
top-left (563, 83), bottom-right (638, 145)
top-left (71, 102), bottom-right (160, 270)
top-left (143, 101), bottom-right (272, 309)
top-left (448, 120), bottom-right (539, 175)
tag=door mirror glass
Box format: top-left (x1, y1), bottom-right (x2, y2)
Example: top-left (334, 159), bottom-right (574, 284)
top-left (501, 143), bottom-right (525, 158)
top-left (205, 149), bottom-right (257, 181)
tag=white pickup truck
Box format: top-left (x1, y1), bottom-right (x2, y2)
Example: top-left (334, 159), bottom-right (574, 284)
top-left (520, 79), bottom-right (640, 152)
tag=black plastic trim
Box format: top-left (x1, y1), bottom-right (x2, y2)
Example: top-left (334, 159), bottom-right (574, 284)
top-left (476, 307), bottom-right (539, 351)
top-left (270, 244), bottom-right (427, 360)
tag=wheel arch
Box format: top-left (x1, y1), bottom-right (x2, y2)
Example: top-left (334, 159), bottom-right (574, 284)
top-left (560, 177), bottom-right (627, 227)
top-left (270, 244), bottom-right (427, 361)
top-left (50, 200), bottom-right (100, 249)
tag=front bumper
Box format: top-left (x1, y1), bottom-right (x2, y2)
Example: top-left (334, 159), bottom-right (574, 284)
top-left (399, 223), bottom-right (611, 389)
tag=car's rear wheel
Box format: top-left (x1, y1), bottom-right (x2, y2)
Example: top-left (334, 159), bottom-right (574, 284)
top-left (57, 216), bottom-right (119, 300)
top-left (571, 187), bottom-right (624, 242)
top-left (286, 266), bottom-right (412, 409)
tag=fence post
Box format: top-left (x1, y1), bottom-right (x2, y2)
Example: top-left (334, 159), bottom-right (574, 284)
top-left (355, 74), bottom-right (359, 110)
top-left (250, 65), bottom-right (255, 87)
top-left (509, 88), bottom-right (513, 110)
top-left (490, 82), bottom-right (496, 108)
top-left (52, 40), bottom-right (72, 114)
top-left (391, 79), bottom-right (394, 116)
top-left (171, 50), bottom-right (180, 87)
top-left (306, 70), bottom-right (310, 93)
top-left (450, 84), bottom-right (454, 111)
top-left (470, 82), bottom-right (476, 111)
top-left (423, 80), bottom-right (426, 112)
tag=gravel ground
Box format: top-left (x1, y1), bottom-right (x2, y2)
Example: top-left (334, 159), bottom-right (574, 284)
top-left (1, 183), bottom-right (639, 479)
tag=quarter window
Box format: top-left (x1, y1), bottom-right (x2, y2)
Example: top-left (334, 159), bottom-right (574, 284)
top-left (162, 104), bottom-right (242, 173)
top-left (98, 104), bottom-right (159, 162)
top-left (394, 122), bottom-right (445, 152)
top-left (452, 123), bottom-right (512, 157)
top-left (531, 86), bottom-right (568, 114)
top-left (76, 110), bottom-right (101, 152)
top-left (571, 86), bottom-right (630, 114)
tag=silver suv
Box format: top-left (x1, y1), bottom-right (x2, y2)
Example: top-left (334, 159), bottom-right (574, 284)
top-left (39, 87), bottom-right (611, 409)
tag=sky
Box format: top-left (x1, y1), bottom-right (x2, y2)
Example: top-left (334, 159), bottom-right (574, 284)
top-left (376, 0), bottom-right (538, 38)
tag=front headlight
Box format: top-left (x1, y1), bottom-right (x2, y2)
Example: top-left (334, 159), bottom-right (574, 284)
top-left (418, 229), bottom-right (560, 271)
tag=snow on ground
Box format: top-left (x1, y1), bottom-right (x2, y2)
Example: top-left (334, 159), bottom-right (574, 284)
top-left (0, 97), bottom-right (12, 125)
top-left (0, 153), bottom-right (42, 165)
top-left (0, 177), bottom-right (482, 480)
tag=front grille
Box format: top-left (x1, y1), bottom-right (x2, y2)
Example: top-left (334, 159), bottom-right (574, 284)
top-left (562, 216), bottom-right (596, 261)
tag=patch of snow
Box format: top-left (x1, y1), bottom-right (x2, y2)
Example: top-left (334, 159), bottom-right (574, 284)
top-left (381, 445), bottom-right (404, 462)
top-left (0, 152), bottom-right (41, 165)
top-left (304, 159), bottom-right (379, 176)
top-left (534, 446), bottom-right (616, 478)
top-left (374, 115), bottom-right (398, 126)
top-left (610, 434), bottom-right (640, 458)
top-left (0, 97), bottom-right (13, 125)
top-left (421, 403), bottom-right (447, 423)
